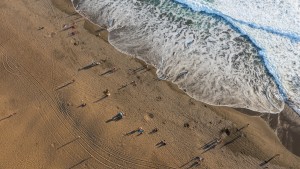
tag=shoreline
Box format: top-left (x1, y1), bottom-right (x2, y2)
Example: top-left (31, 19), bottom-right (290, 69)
top-left (70, 0), bottom-right (294, 116)
top-left (68, 0), bottom-right (300, 157)
top-left (0, 0), bottom-right (299, 168)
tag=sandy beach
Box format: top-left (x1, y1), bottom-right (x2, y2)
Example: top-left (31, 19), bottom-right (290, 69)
top-left (0, 0), bottom-right (300, 168)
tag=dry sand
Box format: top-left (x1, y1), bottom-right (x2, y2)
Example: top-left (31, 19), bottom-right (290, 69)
top-left (0, 0), bottom-right (300, 168)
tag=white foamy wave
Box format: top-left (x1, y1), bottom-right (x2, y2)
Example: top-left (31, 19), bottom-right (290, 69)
top-left (236, 24), bottom-right (300, 115)
top-left (72, 0), bottom-right (287, 113)
top-left (175, 0), bottom-right (300, 40)
top-left (173, 0), bottom-right (300, 114)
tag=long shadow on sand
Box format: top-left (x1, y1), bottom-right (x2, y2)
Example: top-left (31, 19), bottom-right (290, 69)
top-left (0, 113), bottom-right (16, 122)
top-left (259, 154), bottom-right (280, 167)
top-left (180, 157), bottom-right (202, 168)
top-left (78, 62), bottom-right (100, 71)
top-left (69, 157), bottom-right (92, 169)
top-left (106, 115), bottom-right (122, 123)
top-left (93, 95), bottom-right (108, 103)
top-left (220, 134), bottom-right (242, 149)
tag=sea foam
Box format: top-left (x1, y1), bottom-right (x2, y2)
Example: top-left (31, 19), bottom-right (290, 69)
top-left (72, 0), bottom-right (300, 114)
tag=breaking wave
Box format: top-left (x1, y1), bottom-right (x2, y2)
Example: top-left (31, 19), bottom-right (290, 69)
top-left (71, 0), bottom-right (300, 114)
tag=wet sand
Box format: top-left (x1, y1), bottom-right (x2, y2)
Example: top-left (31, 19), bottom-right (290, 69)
top-left (0, 0), bottom-right (300, 168)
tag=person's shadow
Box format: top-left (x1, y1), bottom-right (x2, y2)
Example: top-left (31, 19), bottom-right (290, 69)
top-left (125, 130), bottom-right (137, 136)
top-left (106, 114), bottom-right (122, 123)
top-left (156, 141), bottom-right (166, 148)
top-left (94, 95), bottom-right (108, 103)
top-left (259, 154), bottom-right (280, 166)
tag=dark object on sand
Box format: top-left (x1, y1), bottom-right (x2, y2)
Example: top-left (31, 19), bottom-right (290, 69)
top-left (137, 127), bottom-right (144, 136)
top-left (156, 140), bottom-right (167, 147)
top-left (125, 127), bottom-right (144, 136)
top-left (237, 123), bottom-right (250, 132)
top-left (103, 89), bottom-right (110, 97)
top-left (61, 23), bottom-right (76, 32)
top-left (149, 128), bottom-right (158, 134)
top-left (106, 112), bottom-right (126, 123)
top-left (128, 65), bottom-right (148, 74)
top-left (118, 81), bottom-right (137, 90)
top-left (201, 138), bottom-right (222, 153)
top-left (184, 123), bottom-right (190, 128)
top-left (100, 67), bottom-right (118, 76)
top-left (55, 79), bottom-right (75, 91)
top-left (68, 31), bottom-right (79, 37)
top-left (37, 27), bottom-right (44, 30)
top-left (259, 154), bottom-right (280, 167)
top-left (0, 113), bottom-right (17, 122)
top-left (94, 89), bottom-right (111, 103)
top-left (80, 103), bottom-right (86, 107)
top-left (77, 103), bottom-right (86, 108)
top-left (180, 156), bottom-right (204, 168)
top-left (220, 134), bottom-right (242, 148)
top-left (220, 128), bottom-right (231, 136)
top-left (78, 61), bottom-right (101, 71)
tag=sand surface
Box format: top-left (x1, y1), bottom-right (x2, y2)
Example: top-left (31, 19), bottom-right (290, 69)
top-left (0, 0), bottom-right (300, 168)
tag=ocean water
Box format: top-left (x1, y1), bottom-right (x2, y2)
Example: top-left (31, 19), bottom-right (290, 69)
top-left (71, 0), bottom-right (300, 115)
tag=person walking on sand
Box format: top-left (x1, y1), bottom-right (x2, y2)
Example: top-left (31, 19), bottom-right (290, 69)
top-left (77, 101), bottom-right (87, 108)
top-left (106, 112), bottom-right (126, 123)
top-left (113, 112), bottom-right (125, 120)
top-left (156, 140), bottom-right (166, 147)
top-left (137, 127), bottom-right (144, 135)
top-left (151, 128), bottom-right (158, 133)
top-left (104, 89), bottom-right (110, 97)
